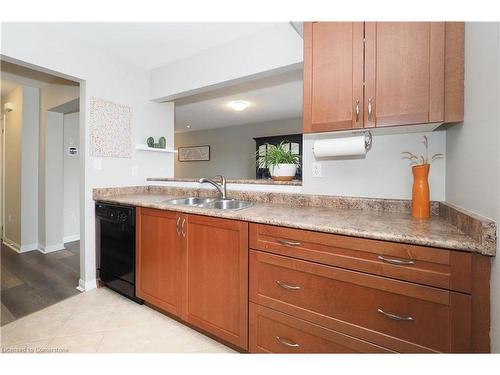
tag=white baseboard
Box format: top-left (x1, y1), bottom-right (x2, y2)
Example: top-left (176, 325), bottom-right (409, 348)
top-left (63, 234), bottom-right (80, 243)
top-left (20, 243), bottom-right (39, 252)
top-left (38, 243), bottom-right (65, 254)
top-left (3, 238), bottom-right (21, 253)
top-left (77, 278), bottom-right (97, 292)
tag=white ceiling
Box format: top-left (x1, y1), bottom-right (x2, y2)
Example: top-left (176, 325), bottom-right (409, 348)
top-left (175, 70), bottom-right (303, 133)
top-left (40, 23), bottom-right (280, 70)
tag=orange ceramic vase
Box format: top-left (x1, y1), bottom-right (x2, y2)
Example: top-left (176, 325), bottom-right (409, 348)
top-left (411, 164), bottom-right (430, 220)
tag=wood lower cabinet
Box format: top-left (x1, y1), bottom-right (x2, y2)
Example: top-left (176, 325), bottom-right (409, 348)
top-left (250, 250), bottom-right (470, 353)
top-left (136, 208), bottom-right (183, 316)
top-left (248, 223), bottom-right (490, 354)
top-left (136, 208), bottom-right (490, 353)
top-left (136, 208), bottom-right (249, 350)
top-left (184, 214), bottom-right (248, 349)
top-left (303, 22), bottom-right (464, 132)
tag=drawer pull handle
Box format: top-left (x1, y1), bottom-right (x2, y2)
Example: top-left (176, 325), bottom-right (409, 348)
top-left (276, 280), bottom-right (301, 290)
top-left (277, 239), bottom-right (301, 247)
top-left (275, 336), bottom-right (300, 348)
top-left (377, 255), bottom-right (415, 266)
top-left (377, 308), bottom-right (414, 322)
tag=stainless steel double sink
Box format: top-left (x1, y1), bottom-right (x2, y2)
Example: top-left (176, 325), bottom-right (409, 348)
top-left (162, 197), bottom-right (253, 211)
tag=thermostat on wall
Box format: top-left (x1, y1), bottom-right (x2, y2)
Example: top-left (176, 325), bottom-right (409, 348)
top-left (68, 147), bottom-right (78, 156)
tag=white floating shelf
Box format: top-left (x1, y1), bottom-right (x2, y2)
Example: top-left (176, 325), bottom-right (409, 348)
top-left (135, 144), bottom-right (177, 153)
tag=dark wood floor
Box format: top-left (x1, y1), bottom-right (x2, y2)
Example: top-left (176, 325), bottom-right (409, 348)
top-left (1, 241), bottom-right (80, 326)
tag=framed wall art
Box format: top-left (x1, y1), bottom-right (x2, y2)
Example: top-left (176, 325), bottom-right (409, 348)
top-left (89, 96), bottom-right (132, 158)
top-left (178, 145), bottom-right (210, 162)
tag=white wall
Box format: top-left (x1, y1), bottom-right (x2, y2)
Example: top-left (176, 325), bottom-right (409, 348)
top-left (1, 85), bottom-right (39, 251)
top-left (302, 131), bottom-right (446, 200)
top-left (150, 23), bottom-right (303, 101)
top-left (20, 85), bottom-right (39, 250)
top-left (1, 23), bottom-right (175, 290)
top-left (1, 86), bottom-right (22, 247)
top-left (63, 112), bottom-right (80, 241)
top-left (446, 22), bottom-right (500, 353)
top-left (175, 117), bottom-right (302, 179)
top-left (39, 84), bottom-right (79, 251)
top-left (45, 110), bottom-right (65, 250)
top-left (446, 23), bottom-right (500, 219)
top-left (0, 116), bottom-right (3, 241)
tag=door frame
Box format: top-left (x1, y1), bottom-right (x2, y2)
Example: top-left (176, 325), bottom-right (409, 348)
top-left (1, 55), bottom-right (87, 291)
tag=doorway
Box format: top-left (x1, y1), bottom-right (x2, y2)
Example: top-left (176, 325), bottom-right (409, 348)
top-left (0, 61), bottom-right (82, 325)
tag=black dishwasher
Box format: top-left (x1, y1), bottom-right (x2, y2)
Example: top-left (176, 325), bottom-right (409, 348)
top-left (96, 202), bottom-right (143, 304)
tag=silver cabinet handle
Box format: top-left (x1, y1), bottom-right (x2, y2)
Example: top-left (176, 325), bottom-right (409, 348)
top-left (377, 255), bottom-right (415, 266)
top-left (176, 216), bottom-right (181, 236)
top-left (181, 218), bottom-right (186, 237)
top-left (276, 280), bottom-right (301, 290)
top-left (355, 99), bottom-right (360, 122)
top-left (368, 98), bottom-right (373, 121)
top-left (377, 308), bottom-right (414, 322)
top-left (275, 336), bottom-right (300, 348)
top-left (276, 239), bottom-right (301, 247)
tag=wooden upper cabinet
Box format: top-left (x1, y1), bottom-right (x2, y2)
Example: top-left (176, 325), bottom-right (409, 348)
top-left (365, 22), bottom-right (445, 127)
top-left (303, 22), bottom-right (464, 133)
top-left (184, 215), bottom-right (249, 350)
top-left (136, 208), bottom-right (183, 316)
top-left (303, 22), bottom-right (364, 133)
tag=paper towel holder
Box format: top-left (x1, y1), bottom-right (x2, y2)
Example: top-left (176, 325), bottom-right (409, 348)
top-left (311, 130), bottom-right (373, 158)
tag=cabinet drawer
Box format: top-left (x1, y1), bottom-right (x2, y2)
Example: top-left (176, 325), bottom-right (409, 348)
top-left (249, 303), bottom-right (393, 353)
top-left (250, 223), bottom-right (471, 293)
top-left (250, 250), bottom-right (471, 353)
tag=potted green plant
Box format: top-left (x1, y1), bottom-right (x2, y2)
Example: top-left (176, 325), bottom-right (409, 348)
top-left (256, 141), bottom-right (301, 181)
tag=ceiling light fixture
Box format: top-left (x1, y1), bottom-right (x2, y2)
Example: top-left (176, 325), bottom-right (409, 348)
top-left (186, 124), bottom-right (191, 129)
top-left (228, 100), bottom-right (250, 111)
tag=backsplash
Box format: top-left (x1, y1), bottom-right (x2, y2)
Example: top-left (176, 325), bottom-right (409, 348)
top-left (302, 131), bottom-right (446, 201)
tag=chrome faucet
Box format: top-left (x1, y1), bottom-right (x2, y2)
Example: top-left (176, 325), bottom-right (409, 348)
top-left (199, 175), bottom-right (227, 199)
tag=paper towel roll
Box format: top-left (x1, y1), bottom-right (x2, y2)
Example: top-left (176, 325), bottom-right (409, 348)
top-left (313, 135), bottom-right (366, 158)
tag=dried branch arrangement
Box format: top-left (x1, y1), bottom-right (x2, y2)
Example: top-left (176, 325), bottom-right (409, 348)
top-left (401, 135), bottom-right (444, 166)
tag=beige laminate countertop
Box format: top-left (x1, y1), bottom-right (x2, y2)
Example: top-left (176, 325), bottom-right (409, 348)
top-left (94, 192), bottom-right (493, 255)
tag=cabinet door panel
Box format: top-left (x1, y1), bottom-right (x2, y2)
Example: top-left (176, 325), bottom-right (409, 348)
top-left (365, 22), bottom-right (445, 127)
top-left (184, 215), bottom-right (249, 349)
top-left (303, 22), bottom-right (364, 133)
top-left (136, 208), bottom-right (182, 316)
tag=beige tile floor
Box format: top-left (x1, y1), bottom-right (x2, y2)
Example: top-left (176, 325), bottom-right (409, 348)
top-left (0, 287), bottom-right (236, 353)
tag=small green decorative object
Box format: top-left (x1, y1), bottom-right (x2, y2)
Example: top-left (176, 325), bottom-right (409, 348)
top-left (146, 137), bottom-right (155, 148)
top-left (158, 137), bottom-right (166, 149)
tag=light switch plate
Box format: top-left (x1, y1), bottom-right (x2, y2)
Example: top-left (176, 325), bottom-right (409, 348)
top-left (131, 166), bottom-right (138, 176)
top-left (312, 162), bottom-right (322, 178)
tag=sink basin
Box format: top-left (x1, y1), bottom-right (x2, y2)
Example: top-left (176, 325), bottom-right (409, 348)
top-left (203, 199), bottom-right (253, 211)
top-left (162, 197), bottom-right (253, 211)
top-left (163, 197), bottom-right (215, 206)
